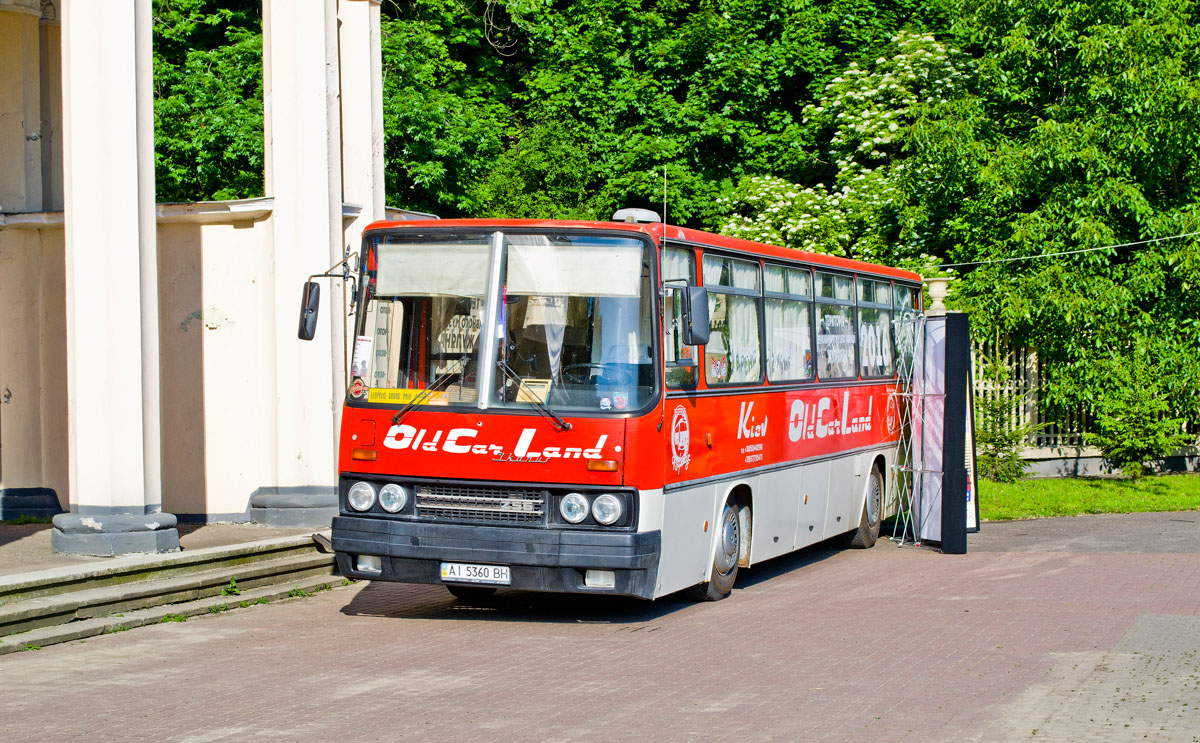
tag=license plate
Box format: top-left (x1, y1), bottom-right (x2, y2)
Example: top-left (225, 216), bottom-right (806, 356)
top-left (440, 562), bottom-right (511, 585)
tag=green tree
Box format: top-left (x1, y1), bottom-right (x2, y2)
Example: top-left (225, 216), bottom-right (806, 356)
top-left (153, 0), bottom-right (263, 202)
top-left (379, 0), bottom-right (515, 215)
top-left (717, 30), bottom-right (975, 267)
top-left (1087, 346), bottom-right (1194, 479)
top-left (935, 0), bottom-right (1200, 436)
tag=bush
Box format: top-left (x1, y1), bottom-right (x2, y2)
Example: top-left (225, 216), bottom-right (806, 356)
top-left (1087, 356), bottom-right (1192, 480)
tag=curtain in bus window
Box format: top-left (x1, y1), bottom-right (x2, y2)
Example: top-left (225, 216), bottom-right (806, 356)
top-left (662, 247), bottom-right (692, 282)
top-left (816, 304), bottom-right (856, 378)
top-left (507, 237), bottom-right (641, 297)
top-left (706, 292), bottom-right (761, 384)
top-left (764, 265), bottom-right (809, 295)
top-left (766, 298), bottom-right (811, 381)
top-left (375, 241), bottom-right (490, 297)
top-left (859, 307), bottom-right (893, 377)
top-left (728, 295), bottom-right (760, 382)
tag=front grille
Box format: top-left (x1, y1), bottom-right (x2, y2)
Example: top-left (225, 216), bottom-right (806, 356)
top-left (415, 485), bottom-right (546, 525)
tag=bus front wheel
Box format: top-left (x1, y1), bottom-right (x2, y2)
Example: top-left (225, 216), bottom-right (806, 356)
top-left (845, 463), bottom-right (884, 549)
top-left (687, 499), bottom-right (741, 601)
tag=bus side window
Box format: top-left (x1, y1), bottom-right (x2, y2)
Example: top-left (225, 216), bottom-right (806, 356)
top-left (857, 279), bottom-right (894, 378)
top-left (663, 246), bottom-right (697, 388)
top-left (815, 272), bottom-right (856, 379)
top-left (764, 265), bottom-right (813, 382)
top-left (703, 254), bottom-right (762, 385)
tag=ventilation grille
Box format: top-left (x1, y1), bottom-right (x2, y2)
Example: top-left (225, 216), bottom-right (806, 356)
top-left (415, 485), bottom-right (546, 525)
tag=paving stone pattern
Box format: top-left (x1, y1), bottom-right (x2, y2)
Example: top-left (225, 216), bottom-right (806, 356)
top-left (0, 512), bottom-right (1198, 743)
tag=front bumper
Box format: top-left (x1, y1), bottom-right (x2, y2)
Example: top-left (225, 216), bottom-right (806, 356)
top-left (332, 515), bottom-right (661, 599)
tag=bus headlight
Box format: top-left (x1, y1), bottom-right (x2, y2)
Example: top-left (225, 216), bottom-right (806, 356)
top-left (560, 493), bottom-right (589, 524)
top-left (347, 481), bottom-right (377, 512)
top-left (591, 494), bottom-right (623, 525)
top-left (379, 483), bottom-right (409, 513)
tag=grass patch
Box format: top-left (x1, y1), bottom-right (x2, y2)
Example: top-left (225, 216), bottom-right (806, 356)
top-left (159, 613), bottom-right (188, 623)
top-left (207, 604), bottom-right (229, 614)
top-left (981, 474), bottom-right (1200, 521)
top-left (1, 515), bottom-right (51, 525)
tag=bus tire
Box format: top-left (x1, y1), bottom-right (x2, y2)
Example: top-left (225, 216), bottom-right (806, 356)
top-left (846, 464), bottom-right (884, 549)
top-left (445, 585), bottom-right (498, 603)
top-left (686, 499), bottom-right (741, 601)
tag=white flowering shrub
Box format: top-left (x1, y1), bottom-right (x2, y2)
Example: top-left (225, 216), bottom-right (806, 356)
top-left (718, 30), bottom-right (973, 267)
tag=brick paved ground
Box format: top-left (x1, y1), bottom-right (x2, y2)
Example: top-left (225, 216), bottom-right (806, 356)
top-left (0, 512), bottom-right (1197, 743)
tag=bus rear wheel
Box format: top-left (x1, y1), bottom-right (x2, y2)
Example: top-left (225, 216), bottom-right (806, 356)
top-left (687, 500), bottom-right (741, 601)
top-left (846, 464), bottom-right (884, 549)
top-left (445, 585), bottom-right (498, 603)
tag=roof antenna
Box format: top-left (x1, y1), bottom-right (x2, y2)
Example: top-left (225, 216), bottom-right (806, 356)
top-left (662, 164), bottom-right (668, 227)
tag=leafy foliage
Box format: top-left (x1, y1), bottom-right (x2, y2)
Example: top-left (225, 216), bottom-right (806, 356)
top-left (153, 0), bottom-right (263, 202)
top-left (380, 0), bottom-right (936, 221)
top-left (718, 30), bottom-right (974, 267)
top-left (1086, 349), bottom-right (1193, 479)
top-left (150, 0), bottom-right (1200, 447)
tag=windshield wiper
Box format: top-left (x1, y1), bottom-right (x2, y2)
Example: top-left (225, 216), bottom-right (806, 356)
top-left (390, 352), bottom-right (472, 426)
top-left (496, 360), bottom-right (572, 432)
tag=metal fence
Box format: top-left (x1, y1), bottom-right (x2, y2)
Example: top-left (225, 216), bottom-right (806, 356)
top-left (972, 339), bottom-right (1088, 450)
top-left (972, 338), bottom-right (1197, 452)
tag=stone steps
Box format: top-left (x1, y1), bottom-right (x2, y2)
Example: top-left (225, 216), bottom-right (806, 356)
top-left (0, 533), bottom-right (324, 604)
top-left (0, 533), bottom-right (339, 646)
top-left (0, 573), bottom-right (349, 655)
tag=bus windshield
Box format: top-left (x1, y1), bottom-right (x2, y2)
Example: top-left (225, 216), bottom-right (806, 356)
top-left (355, 231), bottom-right (656, 414)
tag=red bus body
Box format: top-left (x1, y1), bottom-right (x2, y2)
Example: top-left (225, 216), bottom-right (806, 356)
top-left (331, 219), bottom-right (921, 600)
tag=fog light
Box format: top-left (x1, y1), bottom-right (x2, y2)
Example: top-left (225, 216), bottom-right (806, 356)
top-left (585, 569), bottom-right (616, 589)
top-left (355, 554), bottom-right (382, 573)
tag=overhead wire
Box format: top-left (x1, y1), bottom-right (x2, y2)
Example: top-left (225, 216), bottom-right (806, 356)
top-left (936, 230), bottom-right (1200, 270)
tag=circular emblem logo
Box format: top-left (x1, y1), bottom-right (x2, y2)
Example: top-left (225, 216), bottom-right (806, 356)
top-left (671, 405), bottom-right (691, 472)
top-left (886, 395), bottom-right (898, 434)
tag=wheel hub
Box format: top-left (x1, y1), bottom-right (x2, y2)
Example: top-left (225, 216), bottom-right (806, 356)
top-left (716, 505), bottom-right (739, 573)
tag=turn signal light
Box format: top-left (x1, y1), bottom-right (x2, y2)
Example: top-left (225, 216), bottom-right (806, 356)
top-left (351, 448), bottom-right (378, 461)
top-left (586, 459), bottom-right (618, 472)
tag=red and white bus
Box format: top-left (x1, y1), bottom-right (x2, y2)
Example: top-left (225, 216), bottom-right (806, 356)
top-left (311, 212), bottom-right (922, 601)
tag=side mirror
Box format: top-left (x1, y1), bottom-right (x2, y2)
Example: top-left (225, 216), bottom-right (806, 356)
top-left (298, 281), bottom-right (320, 341)
top-left (681, 284), bottom-right (710, 346)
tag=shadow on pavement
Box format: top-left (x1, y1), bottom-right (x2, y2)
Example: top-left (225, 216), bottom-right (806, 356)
top-left (339, 538), bottom-right (848, 623)
top-left (0, 523), bottom-right (53, 549)
top-left (733, 539), bottom-right (842, 589)
top-left (340, 581), bottom-right (694, 624)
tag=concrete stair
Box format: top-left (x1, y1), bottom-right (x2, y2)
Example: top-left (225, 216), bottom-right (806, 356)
top-left (0, 533), bottom-right (340, 653)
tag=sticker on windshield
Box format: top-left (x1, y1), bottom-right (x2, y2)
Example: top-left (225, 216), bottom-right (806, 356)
top-left (351, 336), bottom-right (374, 378)
top-left (367, 389), bottom-right (449, 405)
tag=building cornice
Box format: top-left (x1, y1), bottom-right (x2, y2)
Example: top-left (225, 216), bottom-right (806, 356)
top-left (156, 197), bottom-right (274, 224)
top-left (0, 0), bottom-right (41, 19)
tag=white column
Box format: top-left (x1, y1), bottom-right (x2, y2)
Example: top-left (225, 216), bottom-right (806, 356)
top-left (337, 0), bottom-right (384, 395)
top-left (54, 0), bottom-right (175, 553)
top-left (256, 0), bottom-right (341, 522)
top-left (338, 0), bottom-right (385, 225)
